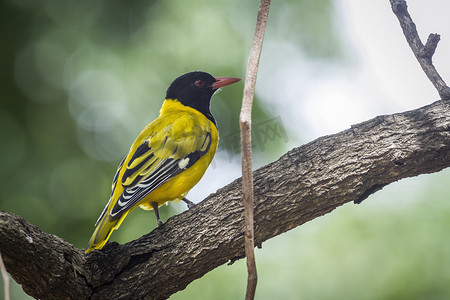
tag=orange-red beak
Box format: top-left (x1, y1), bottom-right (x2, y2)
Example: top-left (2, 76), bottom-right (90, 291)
top-left (211, 77), bottom-right (241, 90)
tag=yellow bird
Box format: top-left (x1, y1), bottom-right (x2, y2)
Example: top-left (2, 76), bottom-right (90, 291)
top-left (85, 71), bottom-right (240, 253)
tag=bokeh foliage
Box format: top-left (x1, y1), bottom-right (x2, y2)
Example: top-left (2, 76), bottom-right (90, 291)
top-left (1, 0), bottom-right (449, 299)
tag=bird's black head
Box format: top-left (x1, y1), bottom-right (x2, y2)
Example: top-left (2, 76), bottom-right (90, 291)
top-left (166, 71), bottom-right (240, 123)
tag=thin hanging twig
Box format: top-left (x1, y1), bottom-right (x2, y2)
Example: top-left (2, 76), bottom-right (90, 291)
top-left (239, 0), bottom-right (271, 299)
top-left (0, 251), bottom-right (10, 300)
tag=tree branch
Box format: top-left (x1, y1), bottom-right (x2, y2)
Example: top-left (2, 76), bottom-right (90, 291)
top-left (390, 0), bottom-right (450, 99)
top-left (240, 0), bottom-right (271, 298)
top-left (1, 99), bottom-right (449, 299)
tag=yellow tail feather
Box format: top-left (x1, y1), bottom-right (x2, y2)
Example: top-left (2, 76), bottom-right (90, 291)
top-left (85, 212), bottom-right (129, 253)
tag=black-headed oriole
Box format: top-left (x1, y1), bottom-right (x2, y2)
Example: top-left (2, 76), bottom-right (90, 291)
top-left (86, 71), bottom-right (240, 253)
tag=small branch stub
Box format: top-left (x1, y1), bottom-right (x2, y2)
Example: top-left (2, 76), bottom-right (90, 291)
top-left (419, 33), bottom-right (440, 59)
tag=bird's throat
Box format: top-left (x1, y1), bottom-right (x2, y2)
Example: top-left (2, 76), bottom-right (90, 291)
top-left (161, 99), bottom-right (216, 126)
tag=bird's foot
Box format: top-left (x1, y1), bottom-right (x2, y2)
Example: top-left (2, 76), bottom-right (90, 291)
top-left (151, 202), bottom-right (164, 227)
top-left (182, 197), bottom-right (196, 209)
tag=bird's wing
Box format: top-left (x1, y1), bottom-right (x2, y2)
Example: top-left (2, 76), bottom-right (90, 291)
top-left (108, 114), bottom-right (212, 219)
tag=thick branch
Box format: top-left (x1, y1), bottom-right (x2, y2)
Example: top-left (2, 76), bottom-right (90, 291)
top-left (1, 100), bottom-right (449, 299)
top-left (390, 0), bottom-right (450, 99)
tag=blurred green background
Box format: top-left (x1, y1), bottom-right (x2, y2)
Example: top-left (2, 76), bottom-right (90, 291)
top-left (1, 0), bottom-right (450, 299)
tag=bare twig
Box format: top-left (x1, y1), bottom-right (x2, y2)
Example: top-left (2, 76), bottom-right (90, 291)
top-left (390, 0), bottom-right (450, 99)
top-left (240, 0), bottom-right (271, 299)
top-left (0, 251), bottom-right (10, 300)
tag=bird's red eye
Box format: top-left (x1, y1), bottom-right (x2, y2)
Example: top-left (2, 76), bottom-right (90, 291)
top-left (194, 80), bottom-right (204, 88)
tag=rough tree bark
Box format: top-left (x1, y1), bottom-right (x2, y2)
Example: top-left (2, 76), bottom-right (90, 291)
top-left (1, 99), bottom-right (449, 299)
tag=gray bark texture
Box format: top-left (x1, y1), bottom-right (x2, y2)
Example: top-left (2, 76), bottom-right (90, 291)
top-left (1, 99), bottom-right (449, 299)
